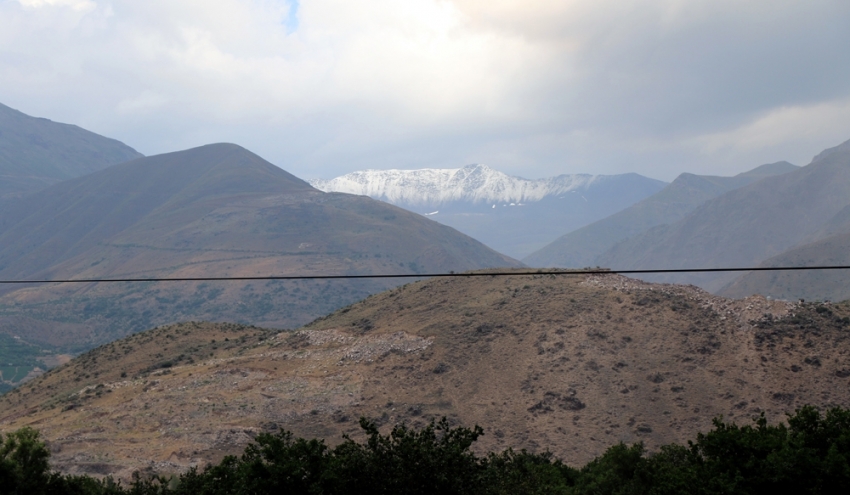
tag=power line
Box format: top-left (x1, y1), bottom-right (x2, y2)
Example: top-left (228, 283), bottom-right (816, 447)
top-left (0, 265), bottom-right (849, 284)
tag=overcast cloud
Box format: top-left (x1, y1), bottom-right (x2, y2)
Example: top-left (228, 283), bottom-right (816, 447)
top-left (1, 0), bottom-right (849, 180)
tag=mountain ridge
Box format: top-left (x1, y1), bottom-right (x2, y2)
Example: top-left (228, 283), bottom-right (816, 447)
top-left (0, 143), bottom-right (520, 359)
top-left (309, 164), bottom-right (636, 206)
top-left (719, 230), bottom-right (850, 302)
top-left (524, 161), bottom-right (799, 268)
top-left (312, 164), bottom-right (667, 258)
top-left (0, 102), bottom-right (142, 198)
top-left (596, 142), bottom-right (850, 292)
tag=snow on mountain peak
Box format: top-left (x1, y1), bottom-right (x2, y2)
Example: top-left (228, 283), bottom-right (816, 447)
top-left (309, 164), bottom-right (602, 206)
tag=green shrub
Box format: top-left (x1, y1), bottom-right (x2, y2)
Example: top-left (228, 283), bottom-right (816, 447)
top-left (6, 405), bottom-right (850, 494)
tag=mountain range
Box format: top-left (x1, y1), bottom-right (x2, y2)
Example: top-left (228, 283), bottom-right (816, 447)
top-left (311, 165), bottom-right (666, 258)
top-left (2, 101), bottom-right (850, 483)
top-left (524, 161), bottom-right (800, 268)
top-left (594, 139), bottom-right (850, 293)
top-left (0, 143), bottom-right (519, 383)
top-left (522, 138), bottom-right (850, 302)
top-left (0, 102), bottom-right (142, 199)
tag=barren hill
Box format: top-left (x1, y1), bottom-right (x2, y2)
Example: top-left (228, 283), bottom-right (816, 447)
top-left (0, 143), bottom-right (519, 358)
top-left (0, 102), bottom-right (142, 199)
top-left (2, 271), bottom-right (849, 480)
top-left (524, 161), bottom-right (799, 268)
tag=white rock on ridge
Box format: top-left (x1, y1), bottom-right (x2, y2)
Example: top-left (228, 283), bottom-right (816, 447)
top-left (308, 164), bottom-right (603, 206)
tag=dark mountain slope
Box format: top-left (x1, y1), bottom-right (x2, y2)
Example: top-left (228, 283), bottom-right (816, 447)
top-left (720, 199), bottom-right (850, 302)
top-left (596, 140), bottom-right (850, 292)
top-left (720, 230), bottom-right (850, 302)
top-left (524, 162), bottom-right (798, 268)
top-left (0, 144), bottom-right (520, 353)
top-left (0, 103), bottom-right (142, 198)
top-left (0, 143), bottom-right (311, 280)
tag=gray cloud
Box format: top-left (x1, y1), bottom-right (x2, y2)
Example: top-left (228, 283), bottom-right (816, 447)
top-left (1, 0), bottom-right (849, 181)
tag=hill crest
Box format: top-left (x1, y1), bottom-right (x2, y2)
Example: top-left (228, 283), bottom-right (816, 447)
top-left (0, 102), bottom-right (142, 198)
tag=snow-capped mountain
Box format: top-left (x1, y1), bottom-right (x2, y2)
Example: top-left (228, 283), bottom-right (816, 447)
top-left (310, 164), bottom-right (667, 259)
top-left (309, 164), bottom-right (604, 206)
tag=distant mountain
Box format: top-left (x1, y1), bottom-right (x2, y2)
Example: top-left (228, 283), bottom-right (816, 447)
top-left (719, 231), bottom-right (850, 302)
top-left (524, 162), bottom-right (799, 268)
top-left (0, 144), bottom-right (520, 358)
top-left (719, 201), bottom-right (850, 301)
top-left (596, 139), bottom-right (850, 293)
top-left (311, 165), bottom-right (666, 258)
top-left (311, 164), bottom-right (615, 205)
top-left (0, 102), bottom-right (142, 199)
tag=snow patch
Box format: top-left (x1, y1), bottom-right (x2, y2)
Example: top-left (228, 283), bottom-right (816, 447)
top-left (309, 164), bottom-right (609, 206)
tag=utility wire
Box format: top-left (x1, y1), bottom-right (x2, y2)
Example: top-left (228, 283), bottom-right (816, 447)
top-left (0, 265), bottom-right (849, 284)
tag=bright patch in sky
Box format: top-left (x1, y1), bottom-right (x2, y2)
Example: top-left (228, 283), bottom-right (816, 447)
top-left (17, 0), bottom-right (94, 10)
top-left (284, 0), bottom-right (299, 34)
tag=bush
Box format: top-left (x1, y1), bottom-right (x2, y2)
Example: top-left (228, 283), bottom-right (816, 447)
top-left (6, 405), bottom-right (850, 494)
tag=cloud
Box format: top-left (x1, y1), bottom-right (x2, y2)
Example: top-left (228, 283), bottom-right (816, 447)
top-left (686, 98), bottom-right (850, 166)
top-left (1, 0), bottom-right (849, 180)
top-left (116, 90), bottom-right (168, 115)
top-left (17, 0), bottom-right (95, 11)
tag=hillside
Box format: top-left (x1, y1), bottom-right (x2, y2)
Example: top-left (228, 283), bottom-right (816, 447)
top-left (0, 144), bottom-right (519, 368)
top-left (720, 231), bottom-right (850, 301)
top-left (719, 201), bottom-right (850, 301)
top-left (524, 161), bottom-right (799, 268)
top-left (311, 165), bottom-right (666, 258)
top-left (2, 271), bottom-right (849, 480)
top-left (595, 139), bottom-right (850, 292)
top-left (0, 102), bottom-right (142, 199)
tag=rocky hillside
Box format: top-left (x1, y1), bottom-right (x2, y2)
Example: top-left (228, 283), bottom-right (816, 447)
top-left (2, 271), bottom-right (848, 480)
top-left (0, 102), bottom-right (142, 199)
top-left (311, 165), bottom-right (665, 258)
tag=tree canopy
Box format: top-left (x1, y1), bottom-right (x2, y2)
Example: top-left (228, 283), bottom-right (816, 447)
top-left (3, 405), bottom-right (850, 494)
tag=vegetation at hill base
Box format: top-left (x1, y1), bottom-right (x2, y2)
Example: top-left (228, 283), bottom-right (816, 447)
top-left (0, 334), bottom-right (52, 394)
top-left (3, 405), bottom-right (850, 494)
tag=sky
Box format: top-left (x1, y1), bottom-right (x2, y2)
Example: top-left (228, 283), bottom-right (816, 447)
top-left (2, 0), bottom-right (850, 181)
